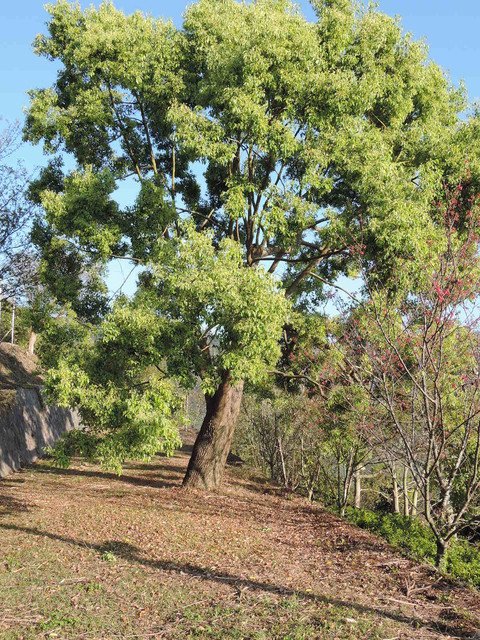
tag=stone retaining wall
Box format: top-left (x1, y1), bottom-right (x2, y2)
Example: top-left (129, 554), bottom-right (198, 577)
top-left (0, 387), bottom-right (79, 478)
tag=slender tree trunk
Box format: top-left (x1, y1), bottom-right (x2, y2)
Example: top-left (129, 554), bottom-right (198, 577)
top-left (183, 372), bottom-right (244, 490)
top-left (10, 305), bottom-right (15, 344)
top-left (340, 452), bottom-right (355, 517)
top-left (28, 329), bottom-right (37, 355)
top-left (442, 490), bottom-right (455, 528)
top-left (392, 469), bottom-right (400, 514)
top-left (435, 538), bottom-right (447, 569)
top-left (403, 467), bottom-right (410, 517)
top-left (277, 435), bottom-right (288, 488)
top-left (411, 488), bottom-right (418, 517)
top-left (354, 471), bottom-right (362, 509)
top-left (337, 461), bottom-right (342, 512)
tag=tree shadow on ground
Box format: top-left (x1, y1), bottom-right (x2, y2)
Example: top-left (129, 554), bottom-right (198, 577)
top-left (0, 477), bottom-right (33, 516)
top-left (123, 461), bottom-right (187, 476)
top-left (32, 465), bottom-right (180, 490)
top-left (0, 522), bottom-right (474, 639)
top-left (0, 493), bottom-right (31, 516)
top-left (236, 479), bottom-right (288, 498)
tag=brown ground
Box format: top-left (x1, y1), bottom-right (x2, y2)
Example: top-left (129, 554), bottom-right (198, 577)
top-left (0, 343), bottom-right (42, 390)
top-left (0, 442), bottom-right (479, 639)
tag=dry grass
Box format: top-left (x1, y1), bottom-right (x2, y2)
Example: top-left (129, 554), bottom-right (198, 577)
top-left (0, 443), bottom-right (479, 639)
top-left (0, 390), bottom-right (16, 415)
top-left (0, 344), bottom-right (42, 390)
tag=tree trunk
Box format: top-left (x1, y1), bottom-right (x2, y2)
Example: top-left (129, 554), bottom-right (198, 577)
top-left (392, 467), bottom-right (400, 513)
top-left (10, 305), bottom-right (15, 344)
top-left (340, 452), bottom-right (355, 517)
top-left (337, 462), bottom-right (342, 512)
top-left (403, 467), bottom-right (410, 517)
top-left (354, 471), bottom-right (362, 509)
top-left (411, 488), bottom-right (418, 517)
top-left (435, 538), bottom-right (447, 569)
top-left (183, 373), bottom-right (244, 490)
top-left (28, 329), bottom-right (37, 355)
top-left (276, 430), bottom-right (289, 488)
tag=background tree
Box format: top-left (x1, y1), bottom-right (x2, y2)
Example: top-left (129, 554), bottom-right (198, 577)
top-left (338, 185), bottom-right (480, 566)
top-left (237, 392), bottom-right (328, 498)
top-left (25, 0), bottom-right (480, 489)
top-left (0, 121), bottom-right (38, 316)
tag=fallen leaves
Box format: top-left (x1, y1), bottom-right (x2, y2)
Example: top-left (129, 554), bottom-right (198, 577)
top-left (0, 446), bottom-right (478, 639)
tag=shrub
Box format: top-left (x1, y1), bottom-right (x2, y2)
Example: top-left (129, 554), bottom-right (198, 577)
top-left (345, 508), bottom-right (480, 587)
top-left (445, 540), bottom-right (480, 587)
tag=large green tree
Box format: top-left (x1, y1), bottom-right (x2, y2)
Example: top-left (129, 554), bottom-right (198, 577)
top-left (25, 0), bottom-right (480, 488)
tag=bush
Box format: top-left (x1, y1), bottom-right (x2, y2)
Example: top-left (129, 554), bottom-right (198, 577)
top-left (445, 540), bottom-right (480, 587)
top-left (345, 508), bottom-right (480, 588)
top-left (345, 508), bottom-right (437, 562)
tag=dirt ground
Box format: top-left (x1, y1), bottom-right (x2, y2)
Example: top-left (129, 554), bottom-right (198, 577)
top-left (0, 443), bottom-right (479, 639)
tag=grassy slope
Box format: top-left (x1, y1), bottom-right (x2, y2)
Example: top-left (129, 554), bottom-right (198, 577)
top-left (0, 344), bottom-right (42, 390)
top-left (0, 445), bottom-right (479, 640)
top-left (0, 343), bottom-right (42, 413)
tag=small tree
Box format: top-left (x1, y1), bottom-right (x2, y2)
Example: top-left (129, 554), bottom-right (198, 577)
top-left (322, 384), bottom-right (374, 515)
top-left (341, 185), bottom-right (480, 565)
top-left (25, 0), bottom-right (479, 488)
top-left (238, 391), bottom-right (328, 498)
top-left (239, 313), bottom-right (379, 509)
top-left (0, 121), bottom-right (37, 307)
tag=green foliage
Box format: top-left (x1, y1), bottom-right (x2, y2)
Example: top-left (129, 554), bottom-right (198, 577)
top-left (31, 221), bottom-right (109, 321)
top-left (445, 539), bottom-right (480, 587)
top-left (126, 178), bottom-right (176, 260)
top-left (47, 363), bottom-right (181, 473)
top-left (39, 611), bottom-right (80, 632)
top-left (25, 0), bottom-right (478, 298)
top-left (0, 302), bottom-right (30, 348)
top-left (23, 0), bottom-right (480, 474)
top-left (337, 192), bottom-right (480, 548)
top-left (43, 305), bottom-right (182, 473)
top-left (143, 225), bottom-right (290, 393)
top-left (346, 508), bottom-right (437, 561)
top-left (45, 430), bottom-right (99, 468)
top-left (36, 307), bottom-right (91, 370)
top-left (346, 508), bottom-right (480, 587)
top-left (44, 223), bottom-right (288, 470)
top-left (101, 551), bottom-right (117, 564)
top-left (40, 167), bottom-right (122, 259)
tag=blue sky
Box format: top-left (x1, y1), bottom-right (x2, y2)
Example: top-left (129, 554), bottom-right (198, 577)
top-left (1, 1), bottom-right (479, 294)
top-left (2, 1), bottom-right (480, 130)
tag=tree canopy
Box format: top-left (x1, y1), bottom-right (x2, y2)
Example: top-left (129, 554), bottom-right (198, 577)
top-left (25, 0), bottom-right (480, 487)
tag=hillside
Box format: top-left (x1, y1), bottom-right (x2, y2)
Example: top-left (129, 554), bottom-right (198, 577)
top-left (0, 445), bottom-right (479, 640)
top-left (0, 344), bottom-right (42, 391)
top-left (0, 342), bottom-right (41, 415)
